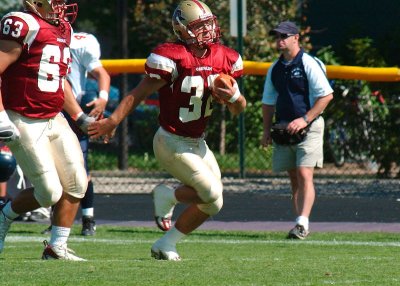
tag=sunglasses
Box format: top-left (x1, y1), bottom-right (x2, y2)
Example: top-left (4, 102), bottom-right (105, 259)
top-left (275, 33), bottom-right (295, 40)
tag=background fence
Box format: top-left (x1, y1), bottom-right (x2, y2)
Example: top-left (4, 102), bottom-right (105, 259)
top-left (88, 60), bottom-right (400, 193)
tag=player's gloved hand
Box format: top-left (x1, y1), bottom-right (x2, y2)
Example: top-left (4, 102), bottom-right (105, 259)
top-left (75, 112), bottom-right (96, 134)
top-left (0, 111), bottom-right (20, 142)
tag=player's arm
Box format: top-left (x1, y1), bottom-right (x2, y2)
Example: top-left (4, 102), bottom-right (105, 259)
top-left (0, 40), bottom-right (21, 75)
top-left (0, 39), bottom-right (22, 141)
top-left (88, 75), bottom-right (166, 142)
top-left (63, 79), bottom-right (81, 115)
top-left (63, 80), bottom-right (95, 134)
top-left (85, 66), bottom-right (111, 119)
top-left (214, 76), bottom-right (246, 115)
top-left (226, 92), bottom-right (246, 115)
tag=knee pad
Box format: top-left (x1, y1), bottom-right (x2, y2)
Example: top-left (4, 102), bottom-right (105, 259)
top-left (35, 190), bottom-right (62, 208)
top-left (33, 164), bottom-right (87, 206)
top-left (197, 195), bottom-right (223, 216)
top-left (64, 164), bottom-right (88, 199)
top-left (196, 178), bottom-right (223, 204)
top-left (33, 173), bottom-right (63, 207)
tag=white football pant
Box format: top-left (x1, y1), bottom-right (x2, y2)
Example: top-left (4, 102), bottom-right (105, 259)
top-left (6, 111), bottom-right (87, 207)
top-left (153, 127), bottom-right (223, 216)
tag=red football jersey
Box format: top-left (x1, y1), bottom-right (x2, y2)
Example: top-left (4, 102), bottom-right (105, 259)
top-left (0, 12), bottom-right (72, 119)
top-left (145, 42), bottom-right (243, 138)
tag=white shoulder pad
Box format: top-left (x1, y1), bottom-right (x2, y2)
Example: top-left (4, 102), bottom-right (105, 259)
top-left (3, 12), bottom-right (40, 48)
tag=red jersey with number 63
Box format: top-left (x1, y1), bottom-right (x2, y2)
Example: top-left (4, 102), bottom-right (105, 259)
top-left (145, 42), bottom-right (243, 138)
top-left (0, 12), bottom-right (72, 119)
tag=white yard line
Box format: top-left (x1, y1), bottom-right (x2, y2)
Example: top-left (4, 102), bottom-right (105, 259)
top-left (6, 235), bottom-right (400, 247)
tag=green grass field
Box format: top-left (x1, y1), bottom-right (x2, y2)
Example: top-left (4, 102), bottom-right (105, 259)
top-left (1, 223), bottom-right (400, 285)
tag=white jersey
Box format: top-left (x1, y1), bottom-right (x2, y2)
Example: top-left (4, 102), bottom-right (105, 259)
top-left (67, 32), bottom-right (103, 103)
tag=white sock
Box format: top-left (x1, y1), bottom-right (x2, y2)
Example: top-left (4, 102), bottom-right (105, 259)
top-left (159, 226), bottom-right (185, 246)
top-left (82, 208), bottom-right (94, 217)
top-left (296, 216), bottom-right (309, 230)
top-left (163, 184), bottom-right (178, 204)
top-left (2, 202), bottom-right (19, 220)
top-left (49, 226), bottom-right (70, 247)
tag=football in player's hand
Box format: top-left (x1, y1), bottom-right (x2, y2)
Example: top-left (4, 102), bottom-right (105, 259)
top-left (212, 73), bottom-right (235, 104)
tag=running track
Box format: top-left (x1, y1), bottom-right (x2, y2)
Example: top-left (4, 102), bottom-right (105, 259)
top-left (90, 194), bottom-right (400, 233)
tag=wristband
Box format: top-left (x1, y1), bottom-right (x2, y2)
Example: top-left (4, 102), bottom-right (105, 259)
top-left (72, 111), bottom-right (84, 121)
top-left (99, 90), bottom-right (109, 101)
top-left (229, 85), bottom-right (241, 103)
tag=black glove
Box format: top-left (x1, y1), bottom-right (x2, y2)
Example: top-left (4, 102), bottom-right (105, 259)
top-left (0, 119), bottom-right (20, 142)
top-left (75, 113), bottom-right (95, 134)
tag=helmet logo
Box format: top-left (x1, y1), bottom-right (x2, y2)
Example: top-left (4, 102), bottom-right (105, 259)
top-left (174, 9), bottom-right (185, 21)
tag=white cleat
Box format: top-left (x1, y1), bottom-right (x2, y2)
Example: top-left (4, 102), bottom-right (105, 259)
top-left (42, 240), bottom-right (86, 261)
top-left (151, 240), bottom-right (181, 261)
top-left (29, 207), bottom-right (51, 223)
top-left (0, 206), bottom-right (13, 254)
top-left (153, 184), bottom-right (176, 231)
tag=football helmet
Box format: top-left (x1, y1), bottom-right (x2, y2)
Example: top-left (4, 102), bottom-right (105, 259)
top-left (23, 0), bottom-right (78, 24)
top-left (0, 146), bottom-right (16, 182)
top-left (172, 0), bottom-right (220, 48)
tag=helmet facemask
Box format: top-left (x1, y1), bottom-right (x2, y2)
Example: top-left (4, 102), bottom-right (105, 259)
top-left (24, 0), bottom-right (78, 25)
top-left (60, 0), bottom-right (78, 24)
top-left (185, 16), bottom-right (220, 48)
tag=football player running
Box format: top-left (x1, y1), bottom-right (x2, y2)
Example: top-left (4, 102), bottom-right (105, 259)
top-left (0, 0), bottom-right (91, 260)
top-left (41, 31), bottom-right (111, 236)
top-left (89, 0), bottom-right (246, 261)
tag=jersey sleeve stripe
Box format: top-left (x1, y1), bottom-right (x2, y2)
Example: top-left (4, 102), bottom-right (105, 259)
top-left (7, 12), bottom-right (40, 49)
top-left (145, 53), bottom-right (177, 82)
top-left (146, 53), bottom-right (176, 74)
top-left (232, 55), bottom-right (243, 74)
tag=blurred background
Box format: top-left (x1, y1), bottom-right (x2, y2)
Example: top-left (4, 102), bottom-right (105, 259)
top-left (2, 0), bottom-right (400, 193)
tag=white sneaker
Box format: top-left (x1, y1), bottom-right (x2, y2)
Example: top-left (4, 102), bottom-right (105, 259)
top-left (0, 208), bottom-right (12, 253)
top-left (29, 207), bottom-right (51, 223)
top-left (151, 239), bottom-right (181, 261)
top-left (287, 224), bottom-right (310, 240)
top-left (42, 240), bottom-right (86, 261)
top-left (153, 184), bottom-right (176, 231)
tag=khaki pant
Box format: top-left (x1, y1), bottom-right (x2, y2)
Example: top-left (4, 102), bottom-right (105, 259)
top-left (272, 117), bottom-right (324, 172)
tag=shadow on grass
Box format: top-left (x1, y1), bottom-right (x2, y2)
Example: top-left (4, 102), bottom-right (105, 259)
top-left (9, 230), bottom-right (38, 235)
top-left (107, 227), bottom-right (159, 235)
top-left (106, 226), bottom-right (284, 240)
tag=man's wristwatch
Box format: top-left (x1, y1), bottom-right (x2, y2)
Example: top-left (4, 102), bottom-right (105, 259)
top-left (302, 114), bottom-right (310, 124)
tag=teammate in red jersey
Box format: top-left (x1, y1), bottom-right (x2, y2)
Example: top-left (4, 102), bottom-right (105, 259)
top-left (0, 0), bottom-right (91, 261)
top-left (89, 0), bottom-right (246, 261)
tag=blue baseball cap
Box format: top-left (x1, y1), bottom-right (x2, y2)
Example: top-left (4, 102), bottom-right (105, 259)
top-left (269, 21), bottom-right (299, 35)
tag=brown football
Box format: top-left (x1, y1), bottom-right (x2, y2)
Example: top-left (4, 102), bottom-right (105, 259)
top-left (214, 73), bottom-right (234, 89)
top-left (212, 73), bottom-right (235, 104)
